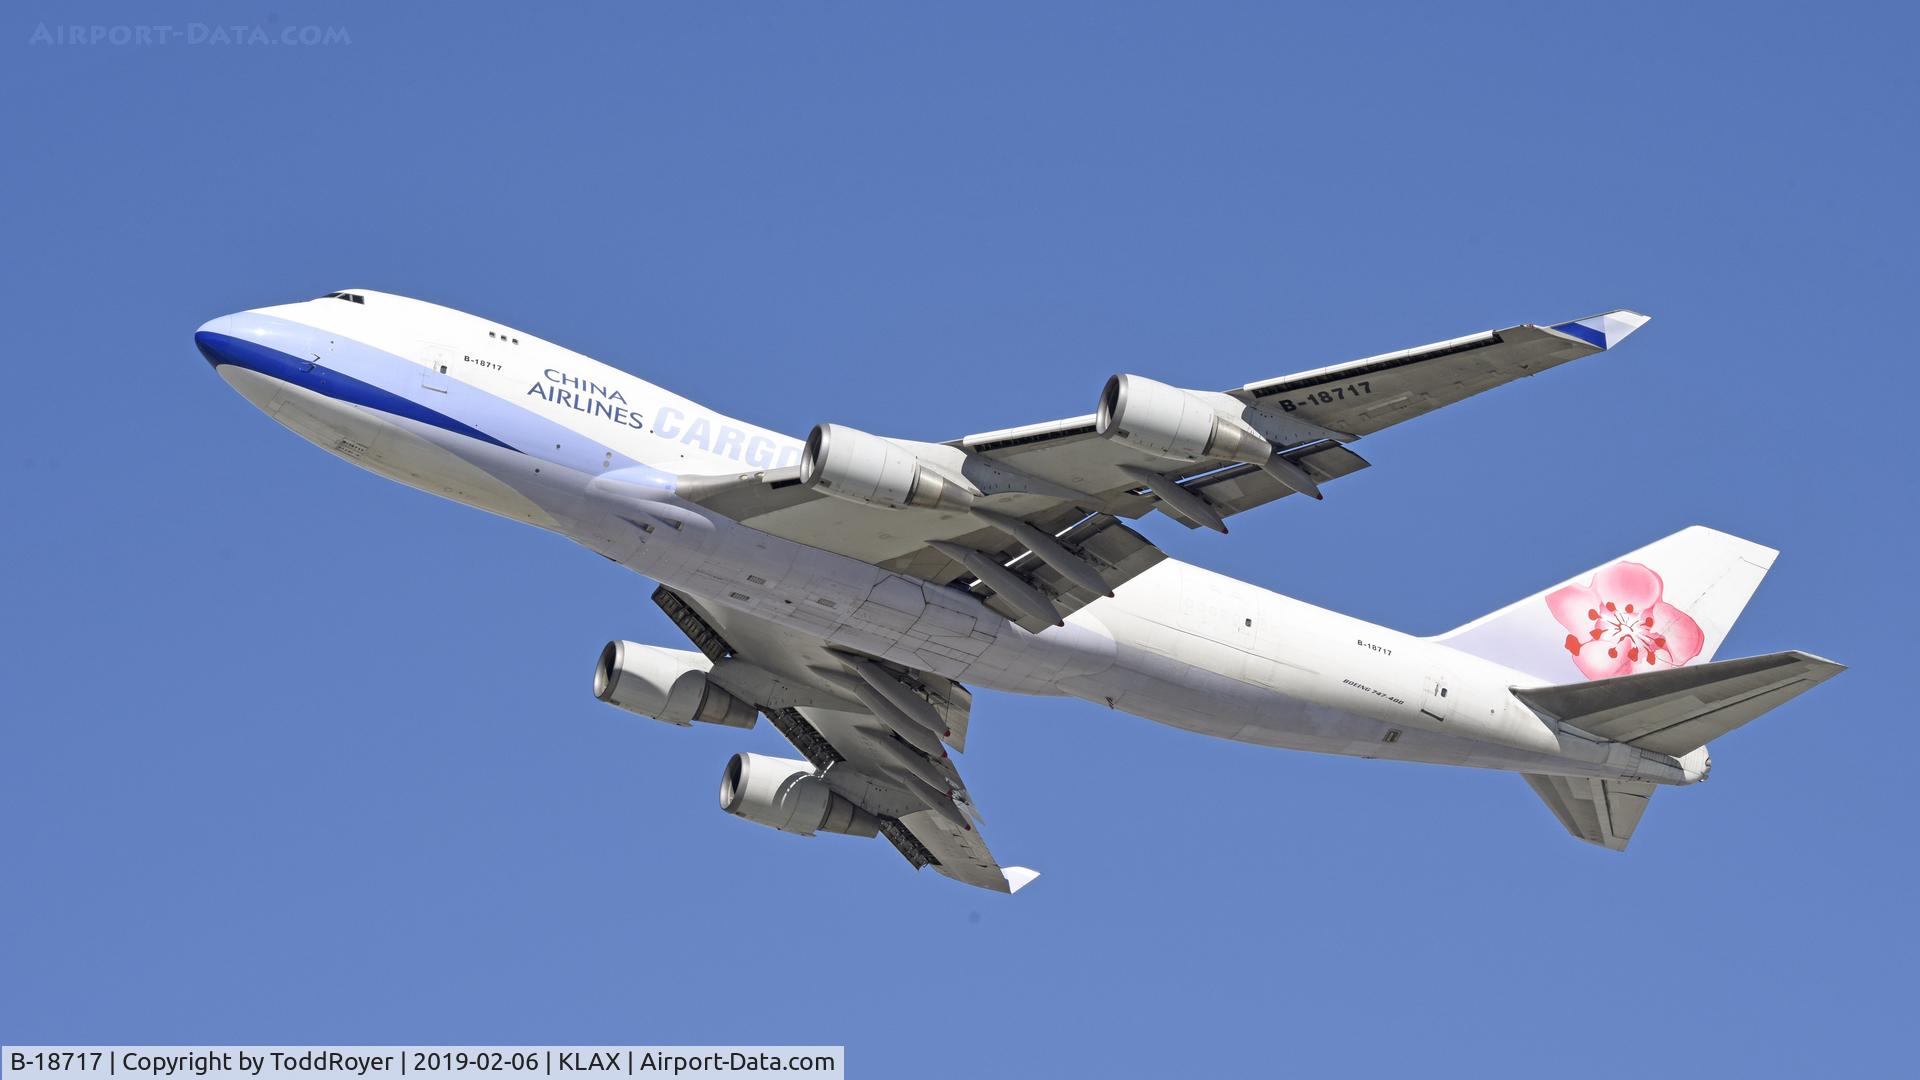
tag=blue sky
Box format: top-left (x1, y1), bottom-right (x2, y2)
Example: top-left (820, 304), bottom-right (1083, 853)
top-left (3, 1), bottom-right (1914, 1074)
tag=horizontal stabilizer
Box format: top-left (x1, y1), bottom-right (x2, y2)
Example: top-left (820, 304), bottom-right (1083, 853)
top-left (1524, 774), bottom-right (1655, 852)
top-left (1513, 650), bottom-right (1845, 757)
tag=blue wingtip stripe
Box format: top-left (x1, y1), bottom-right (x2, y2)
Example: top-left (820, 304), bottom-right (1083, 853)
top-left (1551, 321), bottom-right (1608, 349)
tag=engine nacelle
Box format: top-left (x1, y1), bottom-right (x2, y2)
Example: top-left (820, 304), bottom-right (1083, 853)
top-left (798, 423), bottom-right (974, 511)
top-left (719, 753), bottom-right (880, 837)
top-left (1095, 374), bottom-right (1272, 465)
top-left (593, 641), bottom-right (757, 729)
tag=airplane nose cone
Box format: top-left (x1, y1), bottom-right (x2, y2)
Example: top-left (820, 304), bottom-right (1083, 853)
top-left (195, 316), bottom-right (238, 368)
top-left (197, 312), bottom-right (297, 415)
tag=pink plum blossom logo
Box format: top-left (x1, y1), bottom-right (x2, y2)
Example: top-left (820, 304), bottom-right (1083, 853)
top-left (1547, 561), bottom-right (1704, 680)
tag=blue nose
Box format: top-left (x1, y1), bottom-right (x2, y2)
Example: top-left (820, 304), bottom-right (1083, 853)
top-left (195, 316), bottom-right (239, 369)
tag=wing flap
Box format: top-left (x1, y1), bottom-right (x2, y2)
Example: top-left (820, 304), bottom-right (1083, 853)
top-left (897, 805), bottom-right (1021, 892)
top-left (799, 702), bottom-right (1022, 892)
top-left (650, 588), bottom-right (1033, 892)
top-left (961, 513), bottom-right (1166, 631)
top-left (1164, 442), bottom-right (1371, 523)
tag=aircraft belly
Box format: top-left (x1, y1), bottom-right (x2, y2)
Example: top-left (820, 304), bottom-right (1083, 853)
top-left (1047, 567), bottom-right (1598, 772)
top-left (218, 366), bottom-right (288, 416)
top-left (1063, 650), bottom-right (1627, 777)
top-left (588, 511), bottom-right (1658, 782)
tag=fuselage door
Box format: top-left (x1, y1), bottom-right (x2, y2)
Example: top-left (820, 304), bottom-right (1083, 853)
top-left (1421, 674), bottom-right (1455, 724)
top-left (421, 343), bottom-right (455, 393)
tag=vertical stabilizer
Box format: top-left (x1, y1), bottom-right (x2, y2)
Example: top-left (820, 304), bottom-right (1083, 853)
top-left (1435, 526), bottom-right (1777, 683)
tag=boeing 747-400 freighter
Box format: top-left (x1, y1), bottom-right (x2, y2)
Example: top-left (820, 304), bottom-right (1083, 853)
top-left (196, 291), bottom-right (1843, 891)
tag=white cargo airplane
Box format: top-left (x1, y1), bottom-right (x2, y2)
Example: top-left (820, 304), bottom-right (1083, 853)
top-left (197, 291), bottom-right (1843, 891)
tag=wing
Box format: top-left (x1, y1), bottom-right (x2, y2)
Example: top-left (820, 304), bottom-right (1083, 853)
top-left (668, 310), bottom-right (1649, 631)
top-left (674, 466), bottom-right (1174, 634)
top-left (1227, 310), bottom-right (1652, 438)
top-left (652, 586), bottom-right (1037, 893)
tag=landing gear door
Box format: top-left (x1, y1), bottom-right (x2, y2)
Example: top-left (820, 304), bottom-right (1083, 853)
top-left (421, 343), bottom-right (455, 393)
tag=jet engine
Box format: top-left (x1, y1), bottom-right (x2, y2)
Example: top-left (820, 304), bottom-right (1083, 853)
top-left (798, 423), bottom-right (974, 511)
top-left (719, 752), bottom-right (880, 837)
top-left (593, 641), bottom-right (757, 729)
top-left (1095, 373), bottom-right (1272, 465)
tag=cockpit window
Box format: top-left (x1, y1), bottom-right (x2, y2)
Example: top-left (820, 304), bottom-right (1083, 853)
top-left (320, 292), bottom-right (366, 304)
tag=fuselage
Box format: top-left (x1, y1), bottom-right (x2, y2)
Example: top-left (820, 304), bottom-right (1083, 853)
top-left (196, 290), bottom-right (1703, 787)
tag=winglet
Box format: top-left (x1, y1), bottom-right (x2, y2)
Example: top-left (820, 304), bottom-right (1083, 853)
top-left (1002, 866), bottom-right (1041, 893)
top-left (1548, 309), bottom-right (1651, 351)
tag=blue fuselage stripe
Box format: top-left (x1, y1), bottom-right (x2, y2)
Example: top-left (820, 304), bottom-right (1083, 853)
top-left (196, 331), bottom-right (520, 452)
